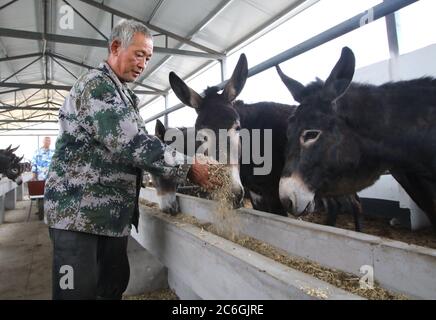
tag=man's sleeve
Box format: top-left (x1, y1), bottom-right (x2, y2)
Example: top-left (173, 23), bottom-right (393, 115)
top-left (76, 77), bottom-right (190, 181)
top-left (31, 151), bottom-right (38, 173)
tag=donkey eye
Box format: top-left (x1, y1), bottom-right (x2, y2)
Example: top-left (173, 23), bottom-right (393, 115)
top-left (300, 130), bottom-right (322, 146)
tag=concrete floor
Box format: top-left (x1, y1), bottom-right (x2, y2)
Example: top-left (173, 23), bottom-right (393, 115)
top-left (0, 198), bottom-right (52, 300)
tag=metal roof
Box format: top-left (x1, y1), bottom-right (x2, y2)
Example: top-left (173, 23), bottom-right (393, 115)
top-left (0, 0), bottom-right (309, 132)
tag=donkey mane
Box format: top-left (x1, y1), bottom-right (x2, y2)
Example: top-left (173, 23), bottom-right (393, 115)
top-left (378, 76), bottom-right (436, 89)
top-left (343, 76), bottom-right (436, 94)
top-left (204, 86), bottom-right (221, 97)
top-left (303, 78), bottom-right (325, 97)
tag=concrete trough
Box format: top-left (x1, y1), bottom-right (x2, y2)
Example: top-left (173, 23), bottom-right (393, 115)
top-left (131, 204), bottom-right (362, 300)
top-left (0, 173), bottom-right (32, 224)
top-left (141, 188), bottom-right (436, 299)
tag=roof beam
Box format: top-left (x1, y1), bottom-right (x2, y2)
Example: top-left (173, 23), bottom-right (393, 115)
top-left (0, 28), bottom-right (223, 59)
top-left (0, 0), bottom-right (19, 11)
top-left (138, 0), bottom-right (233, 84)
top-left (0, 112), bottom-right (58, 124)
top-left (0, 101), bottom-right (59, 111)
top-left (148, 0), bottom-right (165, 24)
top-left (0, 52), bottom-right (42, 63)
top-left (0, 130), bottom-right (58, 132)
top-left (0, 119), bottom-right (58, 123)
top-left (0, 81), bottom-right (160, 96)
top-left (77, 0), bottom-right (223, 56)
top-left (0, 83), bottom-right (71, 90)
top-left (16, 88), bottom-right (43, 107)
top-left (1, 101), bottom-right (48, 108)
top-left (0, 106), bottom-right (59, 111)
top-left (133, 90), bottom-right (163, 95)
top-left (51, 56), bottom-right (79, 80)
top-left (43, 0), bottom-right (49, 86)
top-left (48, 52), bottom-right (93, 69)
top-left (0, 132), bottom-right (59, 135)
top-left (49, 52), bottom-right (165, 93)
top-left (0, 88), bottom-right (27, 95)
top-left (0, 38), bottom-right (29, 103)
top-left (0, 55), bottom-right (42, 83)
top-left (62, 0), bottom-right (108, 41)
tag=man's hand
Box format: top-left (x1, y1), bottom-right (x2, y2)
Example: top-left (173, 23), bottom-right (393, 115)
top-left (32, 173), bottom-right (37, 181)
top-left (187, 157), bottom-right (223, 191)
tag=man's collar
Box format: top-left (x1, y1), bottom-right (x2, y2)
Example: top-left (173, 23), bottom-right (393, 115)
top-left (99, 61), bottom-right (128, 90)
top-left (99, 61), bottom-right (139, 108)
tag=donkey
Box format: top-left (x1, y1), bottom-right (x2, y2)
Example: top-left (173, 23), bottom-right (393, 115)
top-left (151, 120), bottom-right (191, 214)
top-left (0, 145), bottom-right (24, 184)
top-left (169, 54), bottom-right (363, 230)
top-left (276, 46), bottom-right (436, 231)
top-left (152, 120), bottom-right (217, 214)
top-left (169, 54), bottom-right (293, 216)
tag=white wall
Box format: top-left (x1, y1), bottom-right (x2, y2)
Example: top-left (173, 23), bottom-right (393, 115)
top-left (354, 44), bottom-right (436, 84)
top-left (354, 45), bottom-right (436, 230)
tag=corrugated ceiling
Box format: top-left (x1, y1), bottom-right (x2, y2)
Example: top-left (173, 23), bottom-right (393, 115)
top-left (0, 0), bottom-right (309, 131)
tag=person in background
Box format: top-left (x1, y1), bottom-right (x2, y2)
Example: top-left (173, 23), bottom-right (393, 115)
top-left (31, 136), bottom-right (54, 181)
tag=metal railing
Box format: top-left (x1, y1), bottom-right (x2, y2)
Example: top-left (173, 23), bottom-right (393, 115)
top-left (143, 0), bottom-right (417, 125)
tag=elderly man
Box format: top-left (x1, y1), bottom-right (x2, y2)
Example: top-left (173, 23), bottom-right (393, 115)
top-left (31, 136), bottom-right (54, 181)
top-left (45, 19), bottom-right (211, 300)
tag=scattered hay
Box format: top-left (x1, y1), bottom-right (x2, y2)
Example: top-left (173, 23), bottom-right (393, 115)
top-left (139, 199), bottom-right (408, 300)
top-left (298, 211), bottom-right (436, 250)
top-left (233, 234), bottom-right (407, 300)
top-left (194, 154), bottom-right (242, 241)
top-left (123, 288), bottom-right (178, 300)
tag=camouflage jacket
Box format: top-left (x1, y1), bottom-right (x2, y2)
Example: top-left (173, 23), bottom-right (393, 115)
top-left (45, 62), bottom-right (190, 237)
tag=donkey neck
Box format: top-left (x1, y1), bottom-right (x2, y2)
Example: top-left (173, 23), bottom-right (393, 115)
top-left (0, 152), bottom-right (11, 172)
top-left (337, 78), bottom-right (436, 170)
top-left (234, 101), bottom-right (295, 131)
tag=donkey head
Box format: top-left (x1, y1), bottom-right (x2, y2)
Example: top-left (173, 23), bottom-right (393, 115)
top-left (0, 145), bottom-right (24, 185)
top-left (277, 47), bottom-right (361, 215)
top-left (169, 54), bottom-right (249, 208)
top-left (150, 120), bottom-right (181, 215)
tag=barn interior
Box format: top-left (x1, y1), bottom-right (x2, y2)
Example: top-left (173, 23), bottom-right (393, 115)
top-left (1, 0), bottom-right (435, 301)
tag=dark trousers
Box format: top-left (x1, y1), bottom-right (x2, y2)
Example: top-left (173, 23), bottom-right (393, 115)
top-left (49, 228), bottom-right (130, 300)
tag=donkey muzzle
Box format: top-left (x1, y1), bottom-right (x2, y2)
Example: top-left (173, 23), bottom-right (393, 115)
top-left (279, 174), bottom-right (315, 216)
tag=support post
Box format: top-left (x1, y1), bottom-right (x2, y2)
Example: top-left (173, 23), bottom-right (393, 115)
top-left (0, 195), bottom-right (4, 224)
top-left (5, 188), bottom-right (16, 210)
top-left (164, 94), bottom-right (169, 127)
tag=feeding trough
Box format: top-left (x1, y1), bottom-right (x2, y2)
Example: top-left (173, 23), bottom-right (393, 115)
top-left (132, 187), bottom-right (436, 299)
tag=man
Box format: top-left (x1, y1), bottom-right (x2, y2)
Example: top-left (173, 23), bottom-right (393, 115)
top-left (45, 19), bottom-right (212, 300)
top-left (31, 136), bottom-right (54, 181)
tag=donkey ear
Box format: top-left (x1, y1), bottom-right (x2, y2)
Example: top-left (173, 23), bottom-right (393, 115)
top-left (155, 119), bottom-right (166, 140)
top-left (169, 72), bottom-right (203, 109)
top-left (323, 47), bottom-right (355, 101)
top-left (10, 145), bottom-right (19, 153)
top-left (13, 155), bottom-right (24, 164)
top-left (222, 53), bottom-right (248, 102)
top-left (276, 65), bottom-right (306, 103)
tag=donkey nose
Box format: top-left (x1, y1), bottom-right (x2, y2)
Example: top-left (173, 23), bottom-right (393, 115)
top-left (15, 176), bottom-right (23, 186)
top-left (161, 201), bottom-right (179, 216)
top-left (232, 189), bottom-right (244, 209)
top-left (281, 196), bottom-right (293, 214)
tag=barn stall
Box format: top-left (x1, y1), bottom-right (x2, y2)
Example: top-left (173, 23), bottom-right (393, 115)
top-left (0, 0), bottom-right (435, 300)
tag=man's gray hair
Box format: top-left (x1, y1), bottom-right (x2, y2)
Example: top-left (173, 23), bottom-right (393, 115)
top-left (108, 19), bottom-right (153, 52)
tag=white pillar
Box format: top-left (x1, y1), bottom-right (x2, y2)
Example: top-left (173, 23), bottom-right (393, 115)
top-left (123, 236), bottom-right (168, 296)
top-left (16, 183), bottom-right (24, 201)
top-left (5, 189), bottom-right (16, 210)
top-left (0, 196), bottom-right (5, 224)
